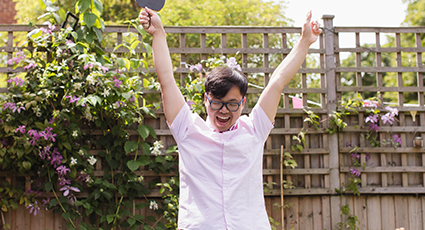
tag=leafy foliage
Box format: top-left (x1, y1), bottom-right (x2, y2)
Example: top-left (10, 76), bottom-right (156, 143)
top-left (0, 1), bottom-right (179, 229)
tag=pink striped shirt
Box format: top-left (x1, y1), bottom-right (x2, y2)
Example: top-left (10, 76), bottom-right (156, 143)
top-left (170, 104), bottom-right (274, 230)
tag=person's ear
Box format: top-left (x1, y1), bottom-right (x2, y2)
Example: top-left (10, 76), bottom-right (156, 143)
top-left (242, 97), bottom-right (246, 109)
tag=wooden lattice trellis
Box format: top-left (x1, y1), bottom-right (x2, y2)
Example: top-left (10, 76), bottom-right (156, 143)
top-left (1, 15), bottom-right (425, 229)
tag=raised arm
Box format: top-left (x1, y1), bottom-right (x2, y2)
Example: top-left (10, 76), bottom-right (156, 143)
top-left (139, 8), bottom-right (186, 125)
top-left (257, 11), bottom-right (322, 122)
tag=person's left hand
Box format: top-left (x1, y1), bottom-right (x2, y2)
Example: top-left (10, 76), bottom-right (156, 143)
top-left (302, 11), bottom-right (322, 45)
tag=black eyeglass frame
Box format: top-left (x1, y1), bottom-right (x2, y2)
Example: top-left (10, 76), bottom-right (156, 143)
top-left (205, 93), bottom-right (244, 112)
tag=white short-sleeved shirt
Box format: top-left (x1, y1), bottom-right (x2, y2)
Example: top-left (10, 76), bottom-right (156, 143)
top-left (169, 103), bottom-right (274, 230)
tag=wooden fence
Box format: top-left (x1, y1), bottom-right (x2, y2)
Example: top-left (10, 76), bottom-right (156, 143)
top-left (1, 15), bottom-right (425, 229)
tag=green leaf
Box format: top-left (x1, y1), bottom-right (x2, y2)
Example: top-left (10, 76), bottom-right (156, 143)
top-left (122, 92), bottom-right (132, 99)
top-left (27, 29), bottom-right (43, 40)
top-left (92, 0), bottom-right (103, 14)
top-left (143, 42), bottom-right (152, 54)
top-left (130, 41), bottom-right (141, 51)
top-left (130, 58), bottom-right (141, 70)
top-left (83, 203), bottom-right (91, 209)
top-left (117, 58), bottom-right (131, 70)
top-left (34, 122), bottom-right (45, 130)
top-left (135, 203), bottom-right (146, 210)
top-left (128, 218), bottom-right (136, 226)
top-left (86, 95), bottom-right (99, 106)
top-left (77, 0), bottom-right (91, 13)
top-left (127, 160), bottom-right (140, 171)
top-left (62, 212), bottom-right (71, 220)
top-left (123, 200), bottom-right (132, 208)
top-left (74, 201), bottom-right (83, 206)
top-left (137, 125), bottom-right (149, 140)
top-left (137, 155), bottom-right (151, 166)
top-left (63, 142), bottom-right (72, 150)
top-left (103, 191), bottom-right (113, 200)
top-left (45, 182), bottom-right (53, 192)
top-left (93, 27), bottom-right (103, 42)
top-left (146, 216), bottom-right (156, 222)
top-left (120, 209), bottom-right (132, 216)
top-left (22, 161), bottom-right (31, 170)
top-left (83, 13), bottom-right (98, 29)
top-left (124, 141), bottom-right (139, 154)
top-left (106, 214), bottom-right (115, 224)
top-left (17, 149), bottom-right (24, 159)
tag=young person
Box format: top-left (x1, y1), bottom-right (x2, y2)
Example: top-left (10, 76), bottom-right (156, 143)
top-left (139, 8), bottom-right (321, 230)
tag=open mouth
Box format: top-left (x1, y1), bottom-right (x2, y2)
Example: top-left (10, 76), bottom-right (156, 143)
top-left (216, 116), bottom-right (230, 125)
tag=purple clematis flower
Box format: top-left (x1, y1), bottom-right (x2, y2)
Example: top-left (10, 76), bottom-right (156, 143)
top-left (59, 177), bottom-right (71, 186)
top-left (26, 201), bottom-right (40, 216)
top-left (84, 63), bottom-right (93, 70)
top-left (60, 185), bottom-right (80, 196)
top-left (350, 168), bottom-right (361, 177)
top-left (393, 134), bottom-right (401, 145)
top-left (98, 65), bottom-right (109, 73)
top-left (65, 95), bottom-right (80, 103)
top-left (56, 165), bottom-right (71, 176)
top-left (369, 123), bottom-right (380, 132)
top-left (7, 77), bottom-right (25, 87)
top-left (226, 57), bottom-right (242, 71)
top-left (190, 63), bottom-right (203, 72)
top-left (15, 125), bottom-right (26, 134)
top-left (381, 114), bottom-right (394, 125)
top-left (50, 149), bottom-right (63, 168)
top-left (40, 21), bottom-right (55, 34)
top-left (365, 114), bottom-right (379, 124)
top-left (24, 63), bottom-right (37, 70)
top-left (113, 76), bottom-right (122, 88)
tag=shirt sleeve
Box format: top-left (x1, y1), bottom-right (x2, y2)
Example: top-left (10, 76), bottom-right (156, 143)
top-left (251, 104), bottom-right (274, 142)
top-left (168, 103), bottom-right (193, 143)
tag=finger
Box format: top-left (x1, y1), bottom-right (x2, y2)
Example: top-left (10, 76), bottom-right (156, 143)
top-left (142, 7), bottom-right (152, 29)
top-left (305, 10), bottom-right (312, 23)
top-left (145, 7), bottom-right (155, 16)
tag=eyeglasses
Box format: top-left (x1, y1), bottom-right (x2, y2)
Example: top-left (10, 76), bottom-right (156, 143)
top-left (205, 93), bottom-right (244, 112)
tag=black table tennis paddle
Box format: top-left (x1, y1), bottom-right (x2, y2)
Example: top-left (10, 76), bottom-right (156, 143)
top-left (136, 0), bottom-right (165, 11)
top-left (136, 0), bottom-right (166, 28)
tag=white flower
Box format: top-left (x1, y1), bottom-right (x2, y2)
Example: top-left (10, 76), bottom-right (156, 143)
top-left (85, 175), bottom-right (94, 183)
top-left (151, 141), bottom-right (164, 156)
top-left (87, 156), bottom-right (97, 165)
top-left (70, 157), bottom-right (77, 166)
top-left (74, 82), bottom-right (82, 89)
top-left (152, 148), bottom-right (162, 156)
top-left (56, 47), bottom-right (62, 57)
top-left (153, 140), bottom-right (164, 149)
top-left (78, 149), bottom-right (85, 156)
top-left (101, 89), bottom-right (110, 97)
top-left (84, 109), bottom-right (93, 121)
top-left (149, 200), bottom-right (158, 210)
top-left (86, 74), bottom-right (96, 85)
top-left (137, 176), bottom-right (144, 182)
top-left (72, 130), bottom-right (78, 138)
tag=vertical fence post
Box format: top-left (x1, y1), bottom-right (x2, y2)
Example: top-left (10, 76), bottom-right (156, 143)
top-left (322, 14), bottom-right (341, 229)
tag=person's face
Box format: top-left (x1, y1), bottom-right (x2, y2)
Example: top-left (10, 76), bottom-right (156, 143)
top-left (205, 86), bottom-right (246, 133)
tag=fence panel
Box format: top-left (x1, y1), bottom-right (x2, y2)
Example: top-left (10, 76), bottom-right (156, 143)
top-left (1, 15), bottom-right (425, 229)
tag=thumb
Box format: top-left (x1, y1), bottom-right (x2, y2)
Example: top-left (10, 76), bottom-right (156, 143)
top-left (145, 7), bottom-right (155, 16)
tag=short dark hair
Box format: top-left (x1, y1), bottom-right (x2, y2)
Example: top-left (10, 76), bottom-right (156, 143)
top-left (204, 66), bottom-right (248, 99)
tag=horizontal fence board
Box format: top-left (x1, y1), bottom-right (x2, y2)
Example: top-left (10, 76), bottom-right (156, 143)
top-left (339, 147), bottom-right (425, 153)
top-left (338, 86), bottom-right (425, 92)
top-left (337, 66), bottom-right (425, 73)
top-left (341, 166), bottom-right (425, 173)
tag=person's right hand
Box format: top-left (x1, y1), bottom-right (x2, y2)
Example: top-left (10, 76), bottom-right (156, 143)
top-left (139, 7), bottom-right (164, 36)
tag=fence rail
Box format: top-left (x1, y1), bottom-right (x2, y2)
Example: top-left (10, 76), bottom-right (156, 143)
top-left (1, 14), bottom-right (425, 229)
